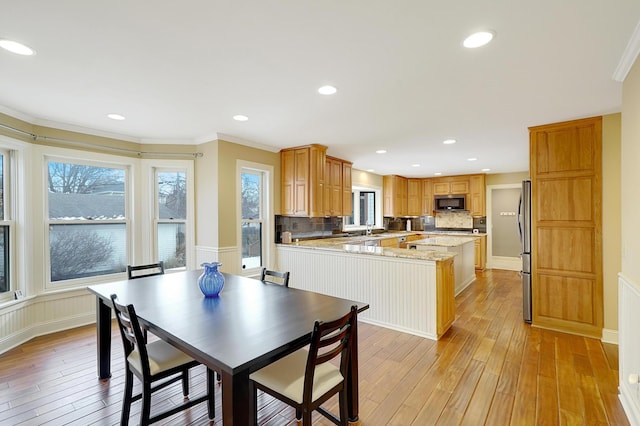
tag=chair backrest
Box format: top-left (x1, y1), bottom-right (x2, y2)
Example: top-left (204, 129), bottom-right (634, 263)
top-left (110, 293), bottom-right (151, 377)
top-left (302, 305), bottom-right (357, 403)
top-left (127, 261), bottom-right (165, 280)
top-left (260, 267), bottom-right (290, 287)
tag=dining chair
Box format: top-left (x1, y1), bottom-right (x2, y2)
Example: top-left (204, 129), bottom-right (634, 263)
top-left (127, 261), bottom-right (165, 279)
top-left (110, 293), bottom-right (215, 425)
top-left (126, 261), bottom-right (165, 342)
top-left (260, 267), bottom-right (290, 287)
top-left (249, 305), bottom-right (358, 425)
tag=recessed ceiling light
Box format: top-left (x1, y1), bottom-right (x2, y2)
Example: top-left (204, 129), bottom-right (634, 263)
top-left (434, 172), bottom-right (442, 176)
top-left (411, 164), bottom-right (420, 167)
top-left (443, 139), bottom-right (456, 145)
top-left (482, 168), bottom-right (491, 172)
top-left (467, 157), bottom-right (478, 162)
top-left (0, 39), bottom-right (35, 56)
top-left (366, 169), bottom-right (375, 173)
top-left (376, 149), bottom-right (387, 154)
top-left (318, 85), bottom-right (337, 95)
top-left (463, 31), bottom-right (495, 48)
top-left (233, 115), bottom-right (249, 121)
top-left (107, 113), bottom-right (126, 120)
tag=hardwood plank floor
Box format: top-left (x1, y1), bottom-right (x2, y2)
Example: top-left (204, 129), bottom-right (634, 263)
top-left (0, 269), bottom-right (628, 425)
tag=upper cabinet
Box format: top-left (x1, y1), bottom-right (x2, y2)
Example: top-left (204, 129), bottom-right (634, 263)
top-left (432, 176), bottom-right (470, 195)
top-left (383, 175), bottom-right (408, 217)
top-left (281, 145), bottom-right (351, 217)
top-left (422, 178), bottom-right (433, 215)
top-left (324, 156), bottom-right (353, 216)
top-left (468, 174), bottom-right (486, 216)
top-left (407, 178), bottom-right (422, 216)
top-left (281, 144), bottom-right (326, 217)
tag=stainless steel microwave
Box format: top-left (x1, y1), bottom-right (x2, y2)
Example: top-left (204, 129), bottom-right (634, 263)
top-left (434, 195), bottom-right (466, 211)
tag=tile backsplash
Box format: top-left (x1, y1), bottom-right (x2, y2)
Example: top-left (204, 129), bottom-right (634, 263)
top-left (275, 215), bottom-right (343, 242)
top-left (435, 211), bottom-right (473, 229)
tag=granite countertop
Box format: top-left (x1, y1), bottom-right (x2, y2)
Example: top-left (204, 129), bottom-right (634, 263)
top-left (279, 234), bottom-right (456, 262)
top-left (409, 236), bottom-right (477, 247)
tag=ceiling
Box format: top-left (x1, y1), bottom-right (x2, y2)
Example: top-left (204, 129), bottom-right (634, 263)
top-left (1, 1), bottom-right (639, 177)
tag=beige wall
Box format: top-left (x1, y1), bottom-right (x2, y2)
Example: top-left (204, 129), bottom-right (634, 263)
top-left (622, 59), bottom-right (640, 287)
top-left (602, 113), bottom-right (622, 332)
top-left (215, 140), bottom-right (280, 247)
top-left (486, 171), bottom-right (529, 186)
top-left (352, 169), bottom-right (383, 188)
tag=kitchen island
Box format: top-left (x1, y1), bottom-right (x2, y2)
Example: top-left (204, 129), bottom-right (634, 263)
top-left (408, 236), bottom-right (477, 295)
top-left (276, 236), bottom-right (456, 340)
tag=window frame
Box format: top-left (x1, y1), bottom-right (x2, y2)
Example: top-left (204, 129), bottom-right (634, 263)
top-left (237, 160), bottom-right (273, 276)
top-left (0, 147), bottom-right (15, 302)
top-left (151, 165), bottom-right (192, 271)
top-left (343, 186), bottom-right (383, 231)
top-left (44, 155), bottom-right (131, 288)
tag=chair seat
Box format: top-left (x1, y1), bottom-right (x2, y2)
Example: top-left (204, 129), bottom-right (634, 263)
top-left (249, 349), bottom-right (343, 404)
top-left (128, 340), bottom-right (195, 376)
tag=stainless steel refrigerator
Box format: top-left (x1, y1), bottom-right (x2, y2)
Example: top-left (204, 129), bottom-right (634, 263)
top-left (517, 179), bottom-right (532, 323)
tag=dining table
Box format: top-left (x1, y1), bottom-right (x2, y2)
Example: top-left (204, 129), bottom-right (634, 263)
top-left (87, 270), bottom-right (369, 425)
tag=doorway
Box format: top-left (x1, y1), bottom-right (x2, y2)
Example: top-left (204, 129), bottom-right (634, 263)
top-left (487, 184), bottom-right (521, 270)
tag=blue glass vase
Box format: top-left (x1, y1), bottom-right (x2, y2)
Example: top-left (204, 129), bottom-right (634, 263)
top-left (198, 262), bottom-right (225, 297)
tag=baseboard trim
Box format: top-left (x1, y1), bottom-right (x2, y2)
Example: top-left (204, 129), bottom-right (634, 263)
top-left (601, 328), bottom-right (618, 345)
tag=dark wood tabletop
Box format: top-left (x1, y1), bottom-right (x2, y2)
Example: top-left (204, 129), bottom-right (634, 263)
top-left (87, 270), bottom-right (368, 425)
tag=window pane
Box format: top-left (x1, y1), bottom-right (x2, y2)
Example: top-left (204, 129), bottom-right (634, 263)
top-left (0, 226), bottom-right (8, 293)
top-left (157, 222), bottom-right (186, 269)
top-left (241, 172), bottom-right (261, 220)
top-left (48, 162), bottom-right (125, 219)
top-left (241, 222), bottom-right (262, 269)
top-left (360, 192), bottom-right (375, 226)
top-left (49, 223), bottom-right (126, 281)
top-left (157, 171), bottom-right (186, 220)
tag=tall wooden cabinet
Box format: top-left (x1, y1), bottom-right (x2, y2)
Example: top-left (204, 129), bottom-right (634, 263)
top-left (383, 175), bottom-right (408, 217)
top-left (324, 156), bottom-right (353, 216)
top-left (281, 144), bottom-right (326, 217)
top-left (407, 178), bottom-right (422, 216)
top-left (529, 116), bottom-right (602, 338)
top-left (469, 174), bottom-right (486, 216)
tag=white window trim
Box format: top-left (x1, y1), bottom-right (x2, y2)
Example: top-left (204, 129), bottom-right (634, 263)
top-left (42, 151), bottom-right (134, 289)
top-left (140, 160), bottom-right (195, 271)
top-left (236, 160), bottom-right (273, 276)
top-left (343, 185), bottom-right (383, 231)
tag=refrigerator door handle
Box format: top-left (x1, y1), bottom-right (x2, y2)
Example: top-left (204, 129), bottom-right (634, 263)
top-left (517, 193), bottom-right (523, 244)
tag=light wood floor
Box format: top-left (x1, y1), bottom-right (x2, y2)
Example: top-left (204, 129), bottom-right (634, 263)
top-left (0, 269), bottom-right (628, 425)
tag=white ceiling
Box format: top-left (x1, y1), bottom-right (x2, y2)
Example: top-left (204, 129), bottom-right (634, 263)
top-left (1, 1), bottom-right (639, 177)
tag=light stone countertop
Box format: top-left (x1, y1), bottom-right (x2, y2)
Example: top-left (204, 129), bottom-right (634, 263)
top-left (408, 236), bottom-right (477, 247)
top-left (278, 235), bottom-right (456, 262)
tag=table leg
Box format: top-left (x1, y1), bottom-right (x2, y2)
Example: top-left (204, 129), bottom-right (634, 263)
top-left (96, 297), bottom-right (112, 380)
top-left (347, 318), bottom-right (360, 423)
top-left (221, 369), bottom-right (251, 425)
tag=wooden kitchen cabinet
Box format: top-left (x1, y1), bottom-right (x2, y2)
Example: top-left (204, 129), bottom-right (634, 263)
top-left (324, 156), bottom-right (343, 216)
top-left (422, 178), bottom-right (433, 214)
top-left (407, 178), bottom-right (422, 216)
top-left (341, 160), bottom-right (352, 216)
top-left (280, 144), bottom-right (326, 217)
top-left (529, 116), bottom-right (602, 338)
top-left (433, 177), bottom-right (469, 195)
top-left (474, 235), bottom-right (486, 270)
top-left (383, 175), bottom-right (408, 217)
top-left (468, 174), bottom-right (486, 216)
top-left (436, 257), bottom-right (455, 338)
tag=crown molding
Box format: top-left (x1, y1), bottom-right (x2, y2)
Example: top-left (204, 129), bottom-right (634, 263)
top-left (613, 19), bottom-right (640, 82)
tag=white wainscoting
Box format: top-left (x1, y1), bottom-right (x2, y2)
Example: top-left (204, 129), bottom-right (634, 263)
top-left (0, 289), bottom-right (96, 355)
top-left (196, 245), bottom-right (239, 274)
top-left (619, 273), bottom-right (640, 425)
top-left (277, 246), bottom-right (440, 339)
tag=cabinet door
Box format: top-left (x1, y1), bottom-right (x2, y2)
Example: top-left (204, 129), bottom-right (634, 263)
top-left (342, 162), bottom-right (352, 216)
top-left (529, 116), bottom-right (602, 338)
top-left (433, 181), bottom-right (450, 195)
top-left (407, 178), bottom-right (422, 216)
top-left (469, 174), bottom-right (486, 216)
top-left (294, 148), bottom-right (309, 215)
top-left (450, 180), bottom-right (469, 194)
top-left (436, 258), bottom-right (455, 337)
top-left (422, 178), bottom-right (433, 214)
top-left (281, 150), bottom-right (295, 215)
top-left (396, 176), bottom-right (408, 216)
